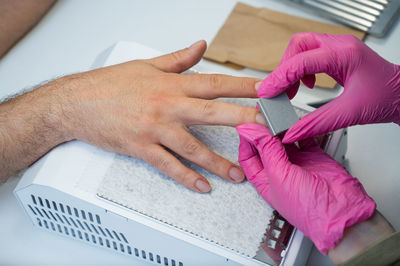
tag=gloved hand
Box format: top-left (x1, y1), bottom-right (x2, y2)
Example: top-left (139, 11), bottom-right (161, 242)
top-left (237, 123), bottom-right (376, 255)
top-left (257, 33), bottom-right (400, 143)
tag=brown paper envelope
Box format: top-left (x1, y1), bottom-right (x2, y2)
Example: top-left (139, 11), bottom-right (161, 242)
top-left (204, 2), bottom-right (365, 88)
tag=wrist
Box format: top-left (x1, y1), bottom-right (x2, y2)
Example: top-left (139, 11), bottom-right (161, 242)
top-left (40, 74), bottom-right (87, 142)
top-left (0, 79), bottom-right (71, 180)
top-left (33, 79), bottom-right (73, 144)
top-left (328, 210), bottom-right (395, 265)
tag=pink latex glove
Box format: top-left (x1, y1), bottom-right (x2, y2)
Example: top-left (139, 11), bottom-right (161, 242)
top-left (237, 123), bottom-right (376, 255)
top-left (258, 33), bottom-right (400, 143)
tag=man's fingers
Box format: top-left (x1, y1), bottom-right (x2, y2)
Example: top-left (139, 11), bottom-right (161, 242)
top-left (147, 40), bottom-right (207, 73)
top-left (174, 98), bottom-right (264, 127)
top-left (258, 48), bottom-right (338, 98)
top-left (180, 74), bottom-right (259, 99)
top-left (159, 125), bottom-right (245, 183)
top-left (141, 144), bottom-right (211, 193)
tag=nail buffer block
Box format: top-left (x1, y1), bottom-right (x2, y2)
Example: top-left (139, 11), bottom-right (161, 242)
top-left (257, 94), bottom-right (299, 136)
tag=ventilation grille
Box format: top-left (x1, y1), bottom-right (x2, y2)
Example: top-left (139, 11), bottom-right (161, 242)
top-left (287, 0), bottom-right (400, 36)
top-left (28, 194), bottom-right (183, 266)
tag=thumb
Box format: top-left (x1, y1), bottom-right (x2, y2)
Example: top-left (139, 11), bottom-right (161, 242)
top-left (237, 124), bottom-right (290, 174)
top-left (283, 95), bottom-right (356, 143)
top-left (237, 123), bottom-right (290, 201)
top-left (147, 40), bottom-right (207, 73)
top-left (237, 134), bottom-right (269, 192)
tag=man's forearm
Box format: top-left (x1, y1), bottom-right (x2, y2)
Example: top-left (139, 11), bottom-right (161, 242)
top-left (0, 79), bottom-right (68, 182)
top-left (0, 0), bottom-right (55, 58)
top-left (0, 42), bottom-right (263, 192)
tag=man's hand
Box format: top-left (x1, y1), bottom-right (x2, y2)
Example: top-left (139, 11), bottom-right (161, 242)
top-left (237, 123), bottom-right (376, 255)
top-left (0, 40), bottom-right (263, 193)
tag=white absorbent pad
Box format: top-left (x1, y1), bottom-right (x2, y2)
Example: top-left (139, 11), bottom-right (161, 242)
top-left (97, 98), bottom-right (303, 257)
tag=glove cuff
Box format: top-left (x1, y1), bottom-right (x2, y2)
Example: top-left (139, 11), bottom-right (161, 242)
top-left (312, 195), bottom-right (376, 255)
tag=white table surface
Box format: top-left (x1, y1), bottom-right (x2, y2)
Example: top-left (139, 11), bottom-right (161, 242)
top-left (0, 1), bottom-right (399, 265)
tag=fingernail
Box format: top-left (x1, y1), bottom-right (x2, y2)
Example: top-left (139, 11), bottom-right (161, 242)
top-left (255, 81), bottom-right (262, 91)
top-left (256, 113), bottom-right (267, 126)
top-left (229, 166), bottom-right (244, 182)
top-left (190, 40), bottom-right (204, 49)
top-left (195, 179), bottom-right (210, 193)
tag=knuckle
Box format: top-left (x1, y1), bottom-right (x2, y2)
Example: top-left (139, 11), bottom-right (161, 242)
top-left (240, 78), bottom-right (254, 92)
top-left (208, 74), bottom-right (222, 89)
top-left (146, 152), bottom-right (171, 172)
top-left (183, 139), bottom-right (202, 155)
top-left (201, 100), bottom-right (216, 116)
top-left (157, 73), bottom-right (172, 84)
top-left (158, 158), bottom-right (171, 172)
top-left (128, 142), bottom-right (148, 158)
top-left (170, 50), bottom-right (183, 62)
top-left (236, 106), bottom-right (253, 124)
top-left (169, 50), bottom-right (187, 70)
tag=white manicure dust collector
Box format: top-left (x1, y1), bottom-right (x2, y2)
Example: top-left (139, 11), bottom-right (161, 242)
top-left (14, 42), bottom-right (347, 266)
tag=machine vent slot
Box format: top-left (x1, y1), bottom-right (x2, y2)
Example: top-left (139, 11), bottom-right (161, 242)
top-left (52, 201), bottom-right (58, 211)
top-left (30, 194), bottom-right (184, 265)
top-left (34, 206), bottom-right (43, 217)
top-left (41, 209), bottom-right (51, 220)
top-left (31, 195), bottom-right (37, 205)
top-left (74, 207), bottom-right (79, 218)
top-left (81, 210), bottom-right (86, 220)
top-left (66, 205), bottom-right (72, 215)
top-left (31, 195), bottom-right (102, 224)
top-left (28, 205), bottom-right (37, 215)
top-left (45, 199), bottom-right (51, 209)
top-left (38, 197), bottom-right (44, 207)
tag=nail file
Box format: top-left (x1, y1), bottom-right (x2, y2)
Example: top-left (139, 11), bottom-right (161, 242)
top-left (257, 94), bottom-right (299, 136)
